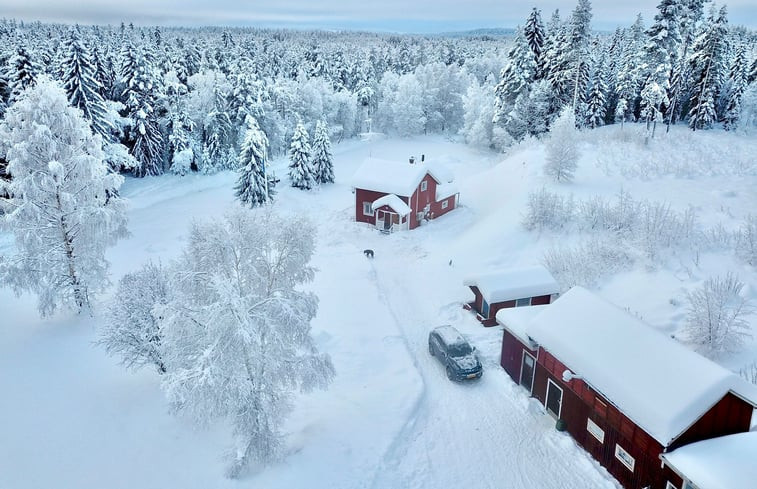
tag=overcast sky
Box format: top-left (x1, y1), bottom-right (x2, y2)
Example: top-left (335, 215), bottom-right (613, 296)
top-left (2, 0), bottom-right (756, 31)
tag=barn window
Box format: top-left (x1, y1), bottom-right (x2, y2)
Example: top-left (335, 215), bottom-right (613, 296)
top-left (441, 199), bottom-right (449, 209)
top-left (362, 202), bottom-right (373, 216)
top-left (515, 297), bottom-right (531, 307)
top-left (481, 299), bottom-right (490, 318)
top-left (586, 418), bottom-right (605, 443)
top-left (614, 444), bottom-right (635, 471)
top-left (421, 180), bottom-right (428, 192)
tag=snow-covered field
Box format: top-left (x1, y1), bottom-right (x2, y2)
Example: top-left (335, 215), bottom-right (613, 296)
top-left (1, 126), bottom-right (755, 488)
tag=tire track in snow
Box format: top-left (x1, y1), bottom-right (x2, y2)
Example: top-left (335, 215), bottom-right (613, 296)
top-left (365, 260), bottom-right (436, 489)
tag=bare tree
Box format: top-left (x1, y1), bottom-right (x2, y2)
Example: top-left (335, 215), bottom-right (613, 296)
top-left (680, 273), bottom-right (753, 357)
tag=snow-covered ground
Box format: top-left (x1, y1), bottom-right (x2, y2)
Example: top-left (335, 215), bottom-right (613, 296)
top-left (1, 126), bottom-right (755, 488)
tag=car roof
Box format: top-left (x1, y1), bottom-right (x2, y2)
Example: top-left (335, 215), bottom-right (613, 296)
top-left (432, 325), bottom-right (467, 346)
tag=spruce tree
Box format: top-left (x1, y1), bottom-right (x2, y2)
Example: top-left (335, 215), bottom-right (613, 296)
top-left (288, 122), bottom-right (315, 190)
top-left (688, 6), bottom-right (728, 130)
top-left (235, 117), bottom-right (275, 207)
top-left (7, 46), bottom-right (39, 101)
top-left (586, 74), bottom-right (607, 128)
top-left (61, 29), bottom-right (112, 139)
top-left (311, 120), bottom-right (335, 184)
top-left (524, 8), bottom-right (546, 79)
top-left (493, 28), bottom-right (536, 127)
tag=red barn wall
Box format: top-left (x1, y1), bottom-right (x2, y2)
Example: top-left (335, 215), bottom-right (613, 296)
top-left (668, 392), bottom-right (754, 450)
top-left (355, 188), bottom-right (388, 225)
top-left (533, 348), bottom-right (667, 489)
top-left (499, 329), bottom-right (537, 387)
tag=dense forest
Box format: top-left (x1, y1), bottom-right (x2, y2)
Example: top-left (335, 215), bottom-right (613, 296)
top-left (0, 0), bottom-right (754, 179)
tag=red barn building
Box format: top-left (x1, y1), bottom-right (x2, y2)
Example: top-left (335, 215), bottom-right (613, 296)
top-left (351, 157), bottom-right (458, 232)
top-left (463, 266), bottom-right (560, 326)
top-left (496, 287), bottom-right (757, 489)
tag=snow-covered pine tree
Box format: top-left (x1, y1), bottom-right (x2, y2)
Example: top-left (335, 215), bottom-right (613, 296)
top-left (0, 77), bottom-right (128, 316)
top-left (61, 29), bottom-right (112, 139)
top-left (100, 261), bottom-right (169, 373)
top-left (235, 116), bottom-right (275, 207)
top-left (288, 121), bottom-right (315, 189)
top-left (201, 86), bottom-right (235, 172)
top-left (6, 45), bottom-right (40, 101)
top-left (158, 211), bottom-right (335, 477)
top-left (586, 73), bottom-right (607, 129)
top-left (524, 8), bottom-right (546, 80)
top-left (640, 80), bottom-right (669, 138)
top-left (493, 28), bottom-right (536, 132)
top-left (544, 107), bottom-right (579, 183)
top-left (614, 15), bottom-right (646, 125)
top-left (642, 0), bottom-right (682, 89)
top-left (311, 120), bottom-right (334, 184)
top-left (567, 0), bottom-right (593, 113)
top-left (688, 6), bottom-right (728, 130)
top-left (722, 43), bottom-right (749, 130)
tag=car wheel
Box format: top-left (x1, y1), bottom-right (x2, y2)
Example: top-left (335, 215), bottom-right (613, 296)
top-left (428, 342), bottom-right (434, 356)
top-left (446, 366), bottom-right (454, 381)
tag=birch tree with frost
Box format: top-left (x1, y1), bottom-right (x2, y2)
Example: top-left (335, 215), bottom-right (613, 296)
top-left (158, 210), bottom-right (334, 477)
top-left (0, 77), bottom-right (128, 316)
top-left (544, 107), bottom-right (579, 183)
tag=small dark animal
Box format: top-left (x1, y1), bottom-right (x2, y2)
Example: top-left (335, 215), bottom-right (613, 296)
top-left (363, 249), bottom-right (374, 259)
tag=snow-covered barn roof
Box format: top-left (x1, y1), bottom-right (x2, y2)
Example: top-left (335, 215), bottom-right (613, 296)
top-left (661, 432), bottom-right (757, 489)
top-left (372, 194), bottom-right (411, 217)
top-left (526, 287), bottom-right (757, 447)
top-left (463, 266), bottom-right (560, 304)
top-left (495, 305), bottom-right (548, 349)
top-left (436, 180), bottom-right (459, 201)
top-left (351, 158), bottom-right (444, 197)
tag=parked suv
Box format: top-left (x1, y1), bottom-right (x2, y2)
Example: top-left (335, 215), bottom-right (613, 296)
top-left (428, 325), bottom-right (483, 381)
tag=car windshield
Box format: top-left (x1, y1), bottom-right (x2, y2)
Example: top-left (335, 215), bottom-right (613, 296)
top-left (447, 342), bottom-right (472, 357)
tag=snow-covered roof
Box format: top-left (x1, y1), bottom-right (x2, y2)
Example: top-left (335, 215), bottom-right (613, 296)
top-left (432, 325), bottom-right (467, 347)
top-left (662, 432), bottom-right (757, 489)
top-left (495, 305), bottom-right (548, 348)
top-left (526, 287), bottom-right (757, 447)
top-left (372, 194), bottom-right (411, 217)
top-left (463, 266), bottom-right (560, 304)
top-left (351, 158), bottom-right (442, 197)
top-left (436, 181), bottom-right (459, 201)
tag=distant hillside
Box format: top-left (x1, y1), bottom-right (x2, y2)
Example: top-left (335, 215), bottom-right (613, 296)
top-left (433, 27), bottom-right (515, 38)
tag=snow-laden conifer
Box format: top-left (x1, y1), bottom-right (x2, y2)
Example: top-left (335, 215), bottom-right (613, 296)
top-left (688, 6), bottom-right (728, 130)
top-left (61, 28), bottom-right (112, 139)
top-left (0, 77), bottom-right (128, 316)
top-left (235, 116), bottom-right (275, 207)
top-left (158, 211), bottom-right (335, 477)
top-left (288, 121), bottom-right (315, 189)
top-left (544, 107), bottom-right (579, 183)
top-left (311, 120), bottom-right (334, 184)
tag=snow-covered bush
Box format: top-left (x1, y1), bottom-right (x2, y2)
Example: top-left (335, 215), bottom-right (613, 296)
top-left (158, 210), bottom-right (335, 477)
top-left (734, 215), bottom-right (757, 266)
top-left (679, 273), bottom-right (753, 357)
top-left (544, 107), bottom-right (579, 182)
top-left (522, 188), bottom-right (574, 232)
top-left (100, 262), bottom-right (170, 373)
top-left (542, 238), bottom-right (634, 289)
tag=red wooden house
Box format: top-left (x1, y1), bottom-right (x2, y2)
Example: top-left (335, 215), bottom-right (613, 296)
top-left (351, 157), bottom-right (459, 233)
top-left (496, 287), bottom-right (757, 489)
top-left (463, 266), bottom-right (560, 326)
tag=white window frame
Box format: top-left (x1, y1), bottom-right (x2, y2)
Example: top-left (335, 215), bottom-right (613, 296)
top-left (545, 378), bottom-right (563, 419)
top-left (586, 418), bottom-right (605, 443)
top-left (665, 482), bottom-right (679, 489)
top-left (614, 444), bottom-right (635, 472)
top-left (515, 297), bottom-right (532, 307)
top-left (441, 199), bottom-right (449, 209)
top-left (362, 202), bottom-right (373, 217)
top-left (420, 180), bottom-right (428, 192)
